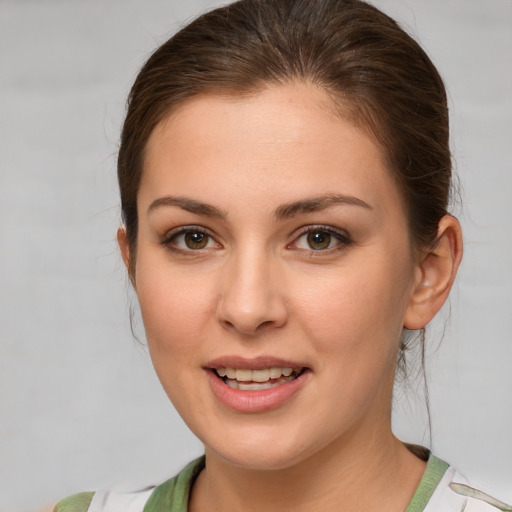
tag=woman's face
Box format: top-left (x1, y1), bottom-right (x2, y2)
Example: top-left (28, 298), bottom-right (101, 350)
top-left (132, 83), bottom-right (420, 470)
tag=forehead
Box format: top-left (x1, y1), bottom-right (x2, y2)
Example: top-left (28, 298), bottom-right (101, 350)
top-left (140, 82), bottom-right (404, 220)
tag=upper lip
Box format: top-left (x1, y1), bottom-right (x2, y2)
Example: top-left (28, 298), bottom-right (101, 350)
top-left (205, 356), bottom-right (309, 370)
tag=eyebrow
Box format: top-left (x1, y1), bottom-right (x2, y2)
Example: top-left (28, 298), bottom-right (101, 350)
top-left (147, 193), bottom-right (371, 220)
top-left (147, 196), bottom-right (227, 218)
top-left (274, 194), bottom-right (372, 220)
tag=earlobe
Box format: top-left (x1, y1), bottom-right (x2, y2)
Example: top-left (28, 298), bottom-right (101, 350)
top-left (403, 215), bottom-right (463, 330)
top-left (117, 227), bottom-right (135, 286)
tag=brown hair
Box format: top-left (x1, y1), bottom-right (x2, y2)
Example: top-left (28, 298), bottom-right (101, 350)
top-left (117, 0), bottom-right (456, 412)
top-left (118, 0), bottom-right (451, 273)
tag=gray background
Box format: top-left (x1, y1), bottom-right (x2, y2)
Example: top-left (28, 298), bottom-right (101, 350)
top-left (0, 1), bottom-right (511, 510)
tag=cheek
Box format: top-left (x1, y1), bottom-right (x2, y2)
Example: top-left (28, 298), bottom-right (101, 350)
top-left (134, 256), bottom-right (215, 358)
top-left (290, 259), bottom-right (412, 423)
top-left (292, 252), bottom-right (413, 362)
top-left (134, 263), bottom-right (217, 415)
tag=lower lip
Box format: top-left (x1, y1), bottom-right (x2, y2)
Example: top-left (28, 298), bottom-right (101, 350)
top-left (206, 370), bottom-right (310, 413)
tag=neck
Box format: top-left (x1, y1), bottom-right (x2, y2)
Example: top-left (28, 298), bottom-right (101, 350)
top-left (189, 426), bottom-right (426, 512)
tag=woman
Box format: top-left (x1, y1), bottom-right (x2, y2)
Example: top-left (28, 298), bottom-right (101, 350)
top-left (54, 0), bottom-right (509, 510)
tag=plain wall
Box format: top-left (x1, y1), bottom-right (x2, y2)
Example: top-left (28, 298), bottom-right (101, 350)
top-left (0, 1), bottom-right (510, 510)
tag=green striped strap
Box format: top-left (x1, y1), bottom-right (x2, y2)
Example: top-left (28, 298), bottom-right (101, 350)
top-left (143, 457), bottom-right (205, 512)
top-left (54, 492), bottom-right (95, 512)
top-left (405, 455), bottom-right (450, 512)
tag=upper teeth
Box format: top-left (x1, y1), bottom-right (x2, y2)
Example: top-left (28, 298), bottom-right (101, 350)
top-left (216, 367), bottom-right (295, 382)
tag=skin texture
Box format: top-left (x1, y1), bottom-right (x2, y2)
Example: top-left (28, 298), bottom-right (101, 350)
top-left (118, 82), bottom-right (462, 512)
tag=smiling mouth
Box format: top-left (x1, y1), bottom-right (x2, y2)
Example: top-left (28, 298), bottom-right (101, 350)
top-left (214, 367), bottom-right (305, 391)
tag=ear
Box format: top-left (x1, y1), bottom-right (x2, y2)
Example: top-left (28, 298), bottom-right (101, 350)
top-left (403, 215), bottom-right (463, 330)
top-left (117, 227), bottom-right (135, 287)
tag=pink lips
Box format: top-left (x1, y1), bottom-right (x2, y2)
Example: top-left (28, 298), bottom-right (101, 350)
top-left (205, 356), bottom-right (310, 413)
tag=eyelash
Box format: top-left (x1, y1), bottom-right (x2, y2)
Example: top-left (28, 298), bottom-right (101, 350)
top-left (290, 225), bottom-right (353, 254)
top-left (160, 226), bottom-right (219, 254)
top-left (160, 225), bottom-right (352, 254)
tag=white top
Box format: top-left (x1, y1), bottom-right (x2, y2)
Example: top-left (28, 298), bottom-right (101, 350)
top-left (55, 454), bottom-right (512, 512)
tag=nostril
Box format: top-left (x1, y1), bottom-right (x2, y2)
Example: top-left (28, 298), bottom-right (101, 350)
top-left (219, 317), bottom-right (281, 336)
top-left (220, 319), bottom-right (235, 330)
top-left (216, 284), bottom-right (288, 334)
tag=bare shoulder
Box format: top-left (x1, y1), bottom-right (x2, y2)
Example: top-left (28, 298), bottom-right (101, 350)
top-left (39, 505), bottom-right (56, 512)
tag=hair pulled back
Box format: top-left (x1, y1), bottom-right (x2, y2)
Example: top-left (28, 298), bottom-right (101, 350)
top-left (118, 0), bottom-right (451, 268)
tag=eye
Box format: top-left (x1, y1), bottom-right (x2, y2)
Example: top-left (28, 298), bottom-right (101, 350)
top-left (181, 231), bottom-right (210, 249)
top-left (305, 231), bottom-right (332, 250)
top-left (292, 226), bottom-right (351, 252)
top-left (162, 227), bottom-right (219, 252)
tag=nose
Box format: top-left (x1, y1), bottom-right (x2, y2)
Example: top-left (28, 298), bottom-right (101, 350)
top-left (216, 251), bottom-right (288, 336)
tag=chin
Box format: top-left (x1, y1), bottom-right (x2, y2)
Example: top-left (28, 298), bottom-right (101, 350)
top-left (212, 444), bottom-right (309, 471)
top-left (201, 421), bottom-right (336, 472)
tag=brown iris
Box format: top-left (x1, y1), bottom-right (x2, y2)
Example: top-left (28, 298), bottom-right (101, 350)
top-left (307, 231), bottom-right (331, 250)
top-left (184, 232), bottom-right (209, 249)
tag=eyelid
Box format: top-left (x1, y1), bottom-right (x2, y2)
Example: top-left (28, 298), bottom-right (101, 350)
top-left (159, 224), bottom-right (351, 253)
top-left (288, 224), bottom-right (352, 251)
top-left (160, 225), bottom-right (221, 252)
